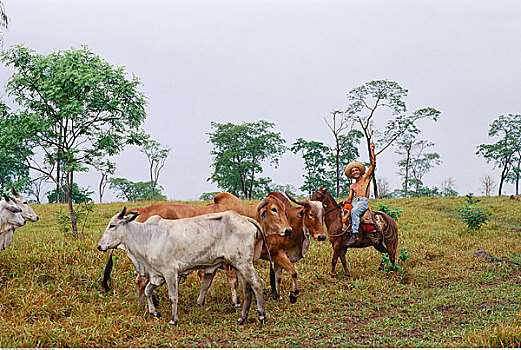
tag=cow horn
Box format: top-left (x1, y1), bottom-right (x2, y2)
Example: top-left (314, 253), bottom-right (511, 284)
top-left (118, 206), bottom-right (127, 219)
top-left (285, 192), bottom-right (308, 206)
top-left (10, 185), bottom-right (18, 196)
top-left (256, 199), bottom-right (267, 212)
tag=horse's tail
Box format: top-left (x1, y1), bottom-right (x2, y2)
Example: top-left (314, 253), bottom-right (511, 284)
top-left (377, 211), bottom-right (398, 251)
top-left (102, 250), bottom-right (114, 292)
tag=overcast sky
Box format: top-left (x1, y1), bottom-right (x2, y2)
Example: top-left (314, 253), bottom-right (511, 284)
top-left (1, 0), bottom-right (520, 201)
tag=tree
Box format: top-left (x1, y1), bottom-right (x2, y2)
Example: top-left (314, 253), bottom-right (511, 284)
top-left (345, 80), bottom-right (440, 197)
top-left (480, 174), bottom-right (496, 197)
top-left (476, 114), bottom-right (521, 195)
top-left (140, 139), bottom-right (170, 200)
top-left (46, 183), bottom-right (93, 204)
top-left (109, 177), bottom-right (166, 202)
top-left (505, 150), bottom-right (521, 195)
top-left (207, 120), bottom-right (286, 199)
top-left (93, 159), bottom-right (115, 203)
top-left (396, 137), bottom-right (441, 196)
top-left (0, 45), bottom-right (147, 238)
top-left (377, 177), bottom-right (391, 198)
top-left (291, 138), bottom-right (331, 197)
top-left (0, 1), bottom-right (7, 46)
top-left (440, 177), bottom-right (458, 197)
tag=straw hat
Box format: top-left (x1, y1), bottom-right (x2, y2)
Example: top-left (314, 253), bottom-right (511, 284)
top-left (344, 161), bottom-right (366, 178)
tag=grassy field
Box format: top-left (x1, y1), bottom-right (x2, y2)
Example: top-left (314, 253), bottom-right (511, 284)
top-left (0, 196), bottom-right (519, 347)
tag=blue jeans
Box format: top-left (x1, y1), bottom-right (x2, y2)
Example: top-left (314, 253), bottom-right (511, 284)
top-left (350, 197), bottom-right (368, 234)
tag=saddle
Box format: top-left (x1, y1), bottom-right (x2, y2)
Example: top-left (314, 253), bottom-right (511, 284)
top-left (342, 203), bottom-right (385, 243)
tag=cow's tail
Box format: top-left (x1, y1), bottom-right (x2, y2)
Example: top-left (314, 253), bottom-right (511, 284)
top-left (102, 250), bottom-right (114, 292)
top-left (247, 218), bottom-right (277, 294)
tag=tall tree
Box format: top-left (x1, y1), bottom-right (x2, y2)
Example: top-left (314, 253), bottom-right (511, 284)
top-left (291, 138), bottom-right (331, 197)
top-left (207, 120), bottom-right (286, 199)
top-left (323, 110), bottom-right (363, 197)
top-left (0, 45), bottom-right (147, 238)
top-left (109, 177), bottom-right (165, 202)
top-left (93, 159), bottom-right (115, 203)
top-left (344, 80), bottom-right (440, 197)
top-left (0, 1), bottom-right (7, 46)
top-left (476, 114), bottom-right (521, 195)
top-left (395, 136), bottom-right (441, 197)
top-left (140, 139), bottom-right (170, 200)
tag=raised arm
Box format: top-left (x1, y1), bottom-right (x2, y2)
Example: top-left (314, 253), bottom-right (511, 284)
top-left (365, 143), bottom-right (376, 179)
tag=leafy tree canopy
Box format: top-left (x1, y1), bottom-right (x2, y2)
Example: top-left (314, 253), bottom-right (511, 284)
top-left (109, 177), bottom-right (166, 202)
top-left (207, 120), bottom-right (286, 199)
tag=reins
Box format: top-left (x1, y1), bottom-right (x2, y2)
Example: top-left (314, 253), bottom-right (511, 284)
top-left (322, 196), bottom-right (347, 237)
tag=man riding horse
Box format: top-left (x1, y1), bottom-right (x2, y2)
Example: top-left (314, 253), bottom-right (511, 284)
top-left (341, 142), bottom-right (376, 246)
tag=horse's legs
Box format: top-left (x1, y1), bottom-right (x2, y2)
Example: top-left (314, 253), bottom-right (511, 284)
top-left (330, 241), bottom-right (346, 278)
top-left (373, 242), bottom-right (388, 270)
top-left (339, 246), bottom-right (350, 278)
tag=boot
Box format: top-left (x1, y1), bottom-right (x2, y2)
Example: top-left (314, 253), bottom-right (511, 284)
top-left (347, 231), bottom-right (358, 246)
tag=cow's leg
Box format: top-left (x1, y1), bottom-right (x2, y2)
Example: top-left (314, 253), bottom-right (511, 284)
top-left (224, 264), bottom-right (240, 308)
top-left (274, 253), bottom-right (300, 304)
top-left (271, 262), bottom-right (283, 301)
top-left (144, 282), bottom-right (161, 319)
top-left (136, 274), bottom-right (159, 308)
top-left (236, 272), bottom-right (253, 324)
top-left (164, 271), bottom-right (180, 325)
top-left (196, 271), bottom-right (216, 306)
top-left (235, 265), bottom-right (266, 325)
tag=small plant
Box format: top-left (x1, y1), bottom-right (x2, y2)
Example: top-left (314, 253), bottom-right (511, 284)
top-left (55, 201), bottom-right (94, 238)
top-left (373, 202), bottom-right (403, 221)
top-left (457, 193), bottom-right (491, 231)
top-left (381, 253), bottom-right (400, 272)
top-left (399, 247), bottom-right (410, 263)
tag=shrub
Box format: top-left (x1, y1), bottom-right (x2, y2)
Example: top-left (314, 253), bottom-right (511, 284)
top-left (457, 193), bottom-right (491, 231)
top-left (373, 202), bottom-right (403, 221)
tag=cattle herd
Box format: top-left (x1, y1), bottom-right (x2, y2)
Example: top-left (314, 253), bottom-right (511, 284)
top-left (0, 187), bottom-right (398, 326)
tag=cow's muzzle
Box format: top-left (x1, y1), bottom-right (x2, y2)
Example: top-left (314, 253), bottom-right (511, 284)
top-left (97, 245), bottom-right (107, 252)
top-left (283, 228), bottom-right (292, 237)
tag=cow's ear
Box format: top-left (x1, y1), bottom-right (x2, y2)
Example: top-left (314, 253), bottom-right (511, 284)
top-left (124, 212), bottom-right (139, 223)
top-left (298, 209), bottom-right (304, 218)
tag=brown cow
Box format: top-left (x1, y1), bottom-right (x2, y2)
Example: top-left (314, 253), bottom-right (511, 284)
top-left (208, 191), bottom-right (327, 304)
top-left (103, 193), bottom-right (292, 308)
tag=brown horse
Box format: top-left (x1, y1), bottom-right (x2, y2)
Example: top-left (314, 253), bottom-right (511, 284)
top-left (310, 186), bottom-right (398, 278)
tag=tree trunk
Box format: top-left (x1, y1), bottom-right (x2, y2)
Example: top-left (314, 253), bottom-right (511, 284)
top-left (366, 139), bottom-right (378, 198)
top-left (66, 170), bottom-right (79, 239)
top-left (335, 147), bottom-right (340, 198)
top-left (498, 166), bottom-right (508, 196)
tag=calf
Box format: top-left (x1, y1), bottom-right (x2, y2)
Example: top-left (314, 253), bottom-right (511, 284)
top-left (98, 208), bottom-right (269, 325)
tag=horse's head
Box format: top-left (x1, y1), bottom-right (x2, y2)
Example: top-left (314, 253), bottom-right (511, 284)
top-left (311, 186), bottom-right (337, 209)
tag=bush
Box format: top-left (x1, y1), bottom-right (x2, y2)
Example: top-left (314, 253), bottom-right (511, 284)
top-left (457, 193), bottom-right (491, 231)
top-left (373, 202), bottom-right (403, 221)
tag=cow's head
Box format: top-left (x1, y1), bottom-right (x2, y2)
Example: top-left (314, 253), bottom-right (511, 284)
top-left (257, 194), bottom-right (292, 237)
top-left (97, 207), bottom-right (139, 251)
top-left (286, 192), bottom-right (327, 242)
top-left (11, 186), bottom-right (39, 222)
top-left (0, 195), bottom-right (25, 229)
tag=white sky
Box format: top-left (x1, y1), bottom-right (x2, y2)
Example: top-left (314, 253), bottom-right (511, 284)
top-left (1, 0), bottom-right (520, 201)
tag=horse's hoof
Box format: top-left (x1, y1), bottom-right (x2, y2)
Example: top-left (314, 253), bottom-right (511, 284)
top-left (329, 272), bottom-right (337, 279)
top-left (237, 318), bottom-right (246, 325)
top-left (270, 292), bottom-right (281, 301)
top-left (289, 293), bottom-right (298, 304)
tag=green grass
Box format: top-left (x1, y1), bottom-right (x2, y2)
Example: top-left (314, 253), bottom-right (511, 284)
top-left (0, 196), bottom-right (519, 347)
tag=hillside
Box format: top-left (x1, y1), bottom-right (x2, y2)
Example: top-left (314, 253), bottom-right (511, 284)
top-left (0, 196), bottom-right (519, 347)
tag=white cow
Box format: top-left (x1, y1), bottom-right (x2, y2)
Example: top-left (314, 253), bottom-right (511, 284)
top-left (98, 207), bottom-right (269, 325)
top-left (0, 195), bottom-right (26, 252)
top-left (11, 186), bottom-right (39, 223)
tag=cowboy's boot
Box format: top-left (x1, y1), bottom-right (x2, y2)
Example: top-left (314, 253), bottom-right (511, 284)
top-left (347, 231), bottom-right (358, 246)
